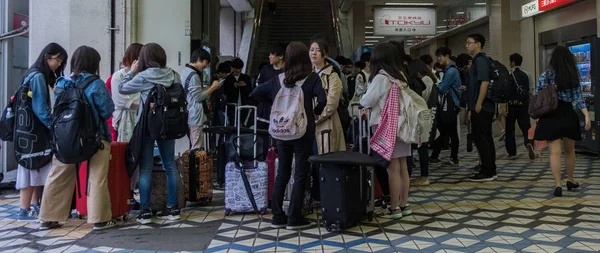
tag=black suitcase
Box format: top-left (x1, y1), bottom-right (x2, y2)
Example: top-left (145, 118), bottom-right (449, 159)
top-left (309, 152), bottom-right (376, 232)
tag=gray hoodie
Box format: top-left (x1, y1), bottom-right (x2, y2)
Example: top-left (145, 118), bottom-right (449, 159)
top-left (119, 67), bottom-right (181, 124)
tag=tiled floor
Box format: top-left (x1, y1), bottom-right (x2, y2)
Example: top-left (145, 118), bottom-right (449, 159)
top-left (0, 134), bottom-right (599, 252)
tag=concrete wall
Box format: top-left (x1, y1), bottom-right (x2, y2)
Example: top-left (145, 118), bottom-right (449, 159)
top-left (219, 7), bottom-right (243, 57)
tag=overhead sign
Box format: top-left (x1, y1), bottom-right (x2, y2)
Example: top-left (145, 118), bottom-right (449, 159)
top-left (538, 0), bottom-right (576, 12)
top-left (522, 1), bottom-right (542, 18)
top-left (373, 7), bottom-right (436, 36)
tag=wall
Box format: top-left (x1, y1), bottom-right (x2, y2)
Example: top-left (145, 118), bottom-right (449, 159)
top-left (219, 7), bottom-right (242, 57)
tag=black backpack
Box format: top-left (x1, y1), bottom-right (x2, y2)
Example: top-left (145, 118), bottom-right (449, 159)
top-left (51, 76), bottom-right (102, 164)
top-left (146, 78), bottom-right (188, 140)
top-left (475, 55), bottom-right (515, 103)
top-left (0, 91), bottom-right (17, 141)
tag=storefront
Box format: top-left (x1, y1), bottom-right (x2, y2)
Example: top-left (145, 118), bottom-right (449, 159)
top-left (517, 0), bottom-right (599, 154)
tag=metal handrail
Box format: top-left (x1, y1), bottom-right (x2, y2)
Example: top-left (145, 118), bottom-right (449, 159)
top-left (246, 0), bottom-right (265, 74)
top-left (329, 0), bottom-right (343, 56)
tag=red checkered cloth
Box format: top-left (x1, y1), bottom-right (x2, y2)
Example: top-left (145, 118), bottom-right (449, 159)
top-left (370, 72), bottom-right (401, 161)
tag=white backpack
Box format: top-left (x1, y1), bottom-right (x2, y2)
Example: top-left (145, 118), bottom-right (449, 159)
top-left (397, 83), bottom-right (434, 145)
top-left (269, 74), bottom-right (308, 141)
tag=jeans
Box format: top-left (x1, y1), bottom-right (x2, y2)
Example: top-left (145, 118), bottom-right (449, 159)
top-left (139, 139), bottom-right (178, 210)
top-left (272, 131), bottom-right (313, 224)
top-left (407, 144), bottom-right (430, 177)
top-left (471, 110), bottom-right (497, 176)
top-left (431, 118), bottom-right (459, 160)
top-left (505, 105), bottom-right (532, 156)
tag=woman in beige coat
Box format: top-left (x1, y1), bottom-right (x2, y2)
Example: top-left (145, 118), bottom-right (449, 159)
top-left (309, 39), bottom-right (346, 154)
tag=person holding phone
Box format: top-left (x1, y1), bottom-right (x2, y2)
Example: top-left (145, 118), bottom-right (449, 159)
top-left (223, 58), bottom-right (252, 126)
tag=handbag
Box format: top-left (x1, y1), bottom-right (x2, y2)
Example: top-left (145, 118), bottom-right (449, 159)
top-left (528, 72), bottom-right (558, 119)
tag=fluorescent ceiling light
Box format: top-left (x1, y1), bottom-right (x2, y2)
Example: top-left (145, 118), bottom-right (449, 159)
top-left (456, 12), bottom-right (465, 14)
top-left (365, 44), bottom-right (374, 46)
top-left (366, 36), bottom-right (385, 39)
top-left (474, 2), bottom-right (486, 5)
top-left (365, 31), bottom-right (374, 34)
top-left (365, 40), bottom-right (379, 43)
top-left (365, 26), bottom-right (373, 29)
top-left (369, 19), bottom-right (373, 23)
top-left (385, 2), bottom-right (434, 6)
top-left (436, 26), bottom-right (447, 28)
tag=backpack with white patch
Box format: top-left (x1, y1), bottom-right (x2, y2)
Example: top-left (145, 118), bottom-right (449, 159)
top-left (269, 73), bottom-right (314, 141)
top-left (396, 81), bottom-right (434, 145)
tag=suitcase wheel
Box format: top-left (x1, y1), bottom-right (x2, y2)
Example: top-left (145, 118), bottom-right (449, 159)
top-left (259, 208), bottom-right (267, 215)
top-left (368, 211), bottom-right (374, 221)
top-left (225, 209), bottom-right (232, 216)
top-left (77, 214), bottom-right (85, 220)
top-left (121, 214), bottom-right (129, 222)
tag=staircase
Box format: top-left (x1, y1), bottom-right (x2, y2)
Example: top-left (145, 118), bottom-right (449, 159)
top-left (249, 0), bottom-right (338, 75)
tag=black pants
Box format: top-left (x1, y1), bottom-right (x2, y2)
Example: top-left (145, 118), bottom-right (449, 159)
top-left (471, 110), bottom-right (497, 176)
top-left (431, 117), bottom-right (459, 160)
top-left (408, 144), bottom-right (430, 177)
top-left (505, 105), bottom-right (532, 156)
top-left (272, 131), bottom-right (313, 224)
top-left (371, 151), bottom-right (391, 196)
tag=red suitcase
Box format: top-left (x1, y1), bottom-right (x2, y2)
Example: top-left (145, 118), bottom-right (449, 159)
top-left (76, 142), bottom-right (130, 221)
top-left (266, 147), bottom-right (278, 203)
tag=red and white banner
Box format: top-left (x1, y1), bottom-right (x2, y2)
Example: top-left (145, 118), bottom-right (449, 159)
top-left (537, 0), bottom-right (576, 12)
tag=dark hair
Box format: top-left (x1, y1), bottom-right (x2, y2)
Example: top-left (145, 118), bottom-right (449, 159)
top-left (231, 58), bottom-right (244, 69)
top-left (408, 60), bottom-right (437, 83)
top-left (510, 53), bottom-right (523, 66)
top-left (549, 46), bottom-right (580, 89)
top-left (433, 62), bottom-right (445, 70)
top-left (310, 38), bottom-right (329, 57)
top-left (71, 46), bottom-right (101, 78)
top-left (369, 43), bottom-right (406, 83)
top-left (388, 40), bottom-right (409, 75)
top-left (355, 61), bottom-right (366, 69)
top-left (217, 62), bottom-right (231, 74)
top-left (344, 58), bottom-right (354, 66)
top-left (435, 47), bottom-right (452, 57)
top-left (335, 56), bottom-right (347, 65)
top-left (137, 43), bottom-right (167, 72)
top-left (122, 43), bottom-right (143, 68)
top-left (258, 62), bottom-right (269, 72)
top-left (270, 43), bottom-right (287, 56)
top-left (27, 42), bottom-right (68, 88)
top-left (468, 33), bottom-right (486, 49)
top-left (360, 52), bottom-right (372, 63)
top-left (191, 48), bottom-right (211, 63)
top-left (402, 55), bottom-right (413, 64)
top-left (284, 42), bottom-right (313, 88)
top-left (420, 54), bottom-right (434, 65)
top-left (455, 53), bottom-right (473, 69)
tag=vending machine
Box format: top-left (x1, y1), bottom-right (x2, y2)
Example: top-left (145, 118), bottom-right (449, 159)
top-left (568, 37), bottom-right (600, 155)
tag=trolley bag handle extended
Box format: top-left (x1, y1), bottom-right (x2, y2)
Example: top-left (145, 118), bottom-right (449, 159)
top-left (225, 103), bottom-right (238, 126)
top-left (237, 105), bottom-right (259, 213)
top-left (357, 106), bottom-right (371, 155)
top-left (321, 129), bottom-right (332, 154)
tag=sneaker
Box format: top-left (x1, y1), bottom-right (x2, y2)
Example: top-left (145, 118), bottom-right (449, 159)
top-left (93, 220), bottom-right (117, 230)
top-left (526, 144), bottom-right (536, 160)
top-left (499, 131), bottom-right (506, 142)
top-left (286, 219), bottom-right (314, 230)
top-left (130, 199), bottom-right (141, 211)
top-left (506, 155), bottom-right (517, 160)
top-left (414, 177), bottom-right (430, 186)
top-left (137, 209), bottom-right (153, 224)
top-left (470, 165), bottom-right (481, 174)
top-left (271, 215), bottom-right (288, 229)
top-left (469, 173), bottom-right (497, 182)
top-left (375, 195), bottom-right (391, 209)
top-left (39, 221), bottom-right (61, 230)
top-left (30, 204), bottom-right (40, 218)
top-left (382, 207), bottom-right (402, 220)
top-left (429, 157), bottom-right (441, 164)
top-left (401, 204), bottom-right (413, 217)
top-left (444, 159), bottom-right (459, 166)
top-left (156, 206), bottom-right (181, 221)
top-left (17, 208), bottom-right (36, 221)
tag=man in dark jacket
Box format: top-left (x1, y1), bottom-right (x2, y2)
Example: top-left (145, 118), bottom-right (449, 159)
top-left (223, 58), bottom-right (252, 126)
top-left (505, 53), bottom-right (535, 160)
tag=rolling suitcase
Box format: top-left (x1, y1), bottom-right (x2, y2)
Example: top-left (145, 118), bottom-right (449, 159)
top-left (266, 146), bottom-right (278, 204)
top-left (309, 121), bottom-right (376, 232)
top-left (150, 161), bottom-right (186, 211)
top-left (76, 142), bottom-right (130, 221)
top-left (224, 106), bottom-right (269, 215)
top-left (181, 128), bottom-right (213, 202)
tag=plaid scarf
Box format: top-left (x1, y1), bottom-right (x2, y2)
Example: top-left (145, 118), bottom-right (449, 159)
top-left (370, 71), bottom-right (401, 161)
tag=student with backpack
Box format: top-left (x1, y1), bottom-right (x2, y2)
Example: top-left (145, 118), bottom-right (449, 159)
top-left (466, 34), bottom-right (497, 182)
top-left (181, 48), bottom-right (223, 149)
top-left (251, 42), bottom-right (327, 230)
top-left (119, 43), bottom-right (183, 224)
top-left (348, 52), bottom-right (371, 117)
top-left (310, 39), bottom-right (346, 154)
top-left (10, 43), bottom-right (67, 221)
top-left (430, 47), bottom-right (462, 167)
top-left (361, 43), bottom-right (413, 219)
top-left (39, 46), bottom-right (116, 230)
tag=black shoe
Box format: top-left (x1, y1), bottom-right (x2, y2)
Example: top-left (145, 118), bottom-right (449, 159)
top-left (271, 215), bottom-right (288, 229)
top-left (445, 159), bottom-right (459, 166)
top-left (554, 187), bottom-right (562, 197)
top-left (429, 157), bottom-right (441, 164)
top-left (526, 144), bottom-right (536, 160)
top-left (466, 133), bottom-right (473, 152)
top-left (39, 221), bottom-right (61, 230)
top-left (286, 219), bottom-right (314, 230)
top-left (137, 209), bottom-right (153, 224)
top-left (470, 165), bottom-right (481, 174)
top-left (469, 173), bottom-right (497, 182)
top-left (374, 195), bottom-right (390, 208)
top-left (130, 199), bottom-right (140, 211)
top-left (157, 206), bottom-right (181, 221)
top-left (567, 181), bottom-right (580, 191)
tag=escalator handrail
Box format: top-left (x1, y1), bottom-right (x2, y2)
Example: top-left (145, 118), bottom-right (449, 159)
top-left (246, 0), bottom-right (265, 75)
top-left (329, 0), bottom-right (343, 56)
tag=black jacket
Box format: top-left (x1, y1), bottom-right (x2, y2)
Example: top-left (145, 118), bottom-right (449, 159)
top-left (223, 73), bottom-right (253, 105)
top-left (512, 67), bottom-right (531, 105)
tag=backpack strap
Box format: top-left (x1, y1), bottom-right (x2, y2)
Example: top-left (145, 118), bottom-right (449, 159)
top-left (77, 76), bottom-right (99, 91)
top-left (184, 72), bottom-right (197, 93)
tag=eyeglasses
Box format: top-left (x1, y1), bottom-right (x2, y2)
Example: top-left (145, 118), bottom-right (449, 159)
top-left (465, 41), bottom-right (477, 46)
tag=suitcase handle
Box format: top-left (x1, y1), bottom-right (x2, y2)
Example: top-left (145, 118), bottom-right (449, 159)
top-left (358, 109), bottom-right (371, 154)
top-left (225, 103), bottom-right (238, 126)
top-left (321, 129), bottom-right (332, 154)
top-left (237, 105), bottom-right (258, 166)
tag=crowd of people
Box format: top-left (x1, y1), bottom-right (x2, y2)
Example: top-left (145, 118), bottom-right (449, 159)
top-left (7, 31), bottom-right (591, 231)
